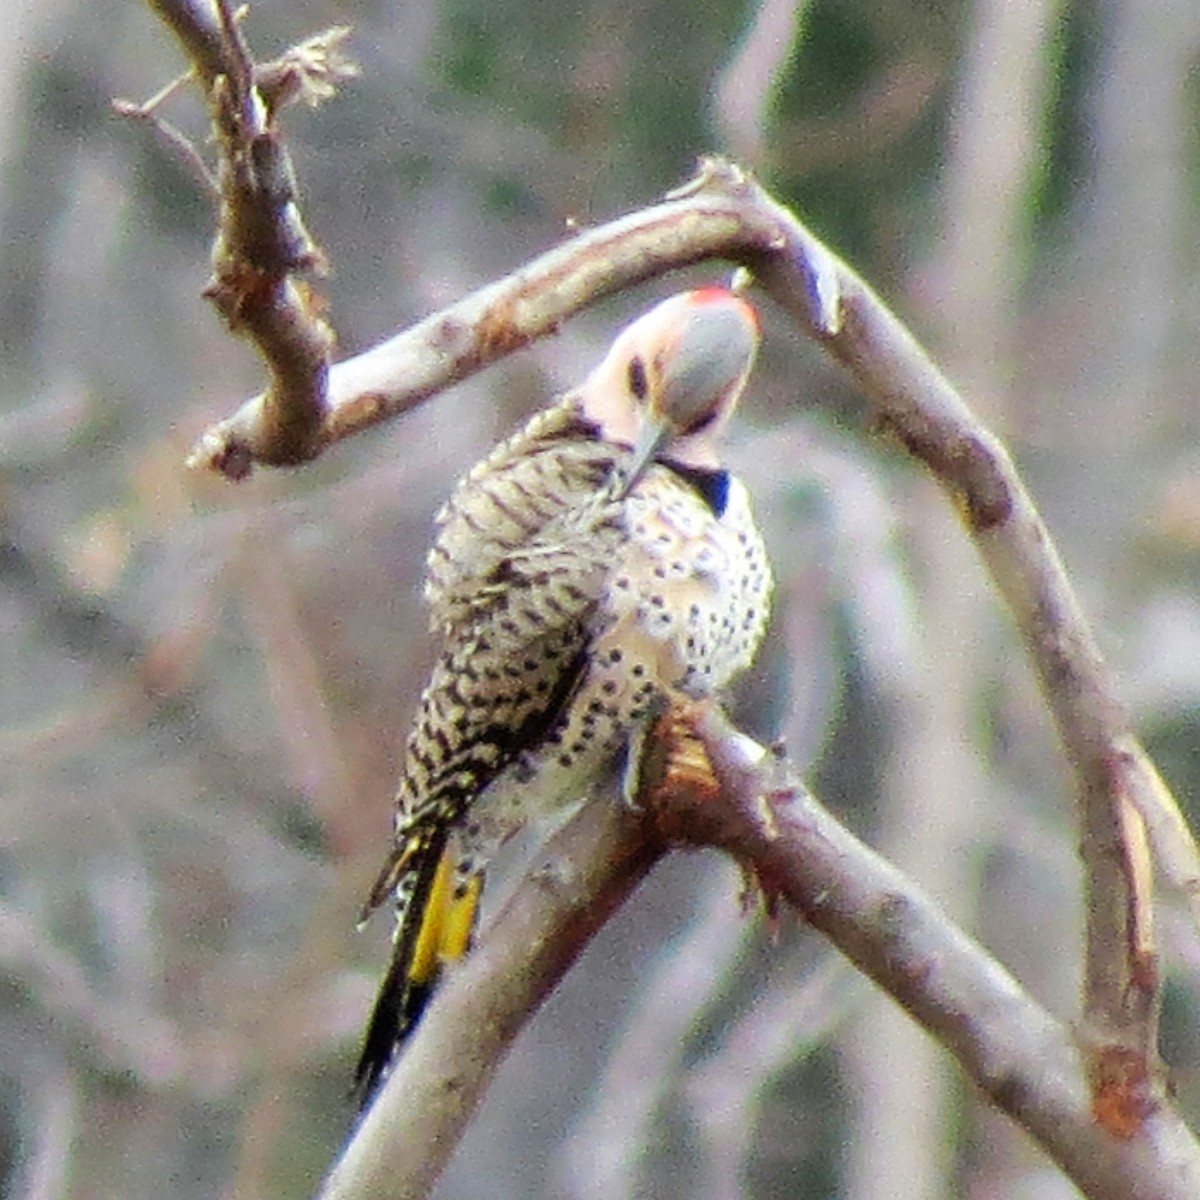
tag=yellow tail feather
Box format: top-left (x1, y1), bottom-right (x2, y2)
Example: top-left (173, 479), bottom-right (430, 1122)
top-left (354, 841), bottom-right (483, 1106)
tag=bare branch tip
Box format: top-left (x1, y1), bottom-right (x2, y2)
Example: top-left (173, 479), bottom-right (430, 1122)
top-left (727, 728), bottom-right (771, 771)
top-left (775, 227), bottom-right (843, 338)
top-left (753, 791), bottom-right (782, 842)
top-left (257, 25), bottom-right (360, 113)
top-left (665, 155), bottom-right (754, 202)
top-left (112, 92), bottom-right (220, 196)
top-left (186, 430), bottom-right (255, 481)
top-left (809, 258), bottom-right (843, 337)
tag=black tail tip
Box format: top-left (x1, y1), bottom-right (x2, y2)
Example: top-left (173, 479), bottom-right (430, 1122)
top-left (351, 979), bottom-right (436, 1111)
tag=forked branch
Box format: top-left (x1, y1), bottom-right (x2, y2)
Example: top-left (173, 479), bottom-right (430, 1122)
top-left (132, 2), bottom-right (1200, 1190)
top-left (318, 707), bottom-right (1200, 1200)
top-left (185, 145), bottom-right (1196, 1136)
top-left (129, 1), bottom-right (356, 475)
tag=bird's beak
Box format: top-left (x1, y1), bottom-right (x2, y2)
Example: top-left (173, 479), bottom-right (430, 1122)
top-left (621, 411), bottom-right (671, 498)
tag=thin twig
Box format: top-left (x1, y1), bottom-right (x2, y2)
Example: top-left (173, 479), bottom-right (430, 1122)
top-left (111, 95), bottom-right (218, 195)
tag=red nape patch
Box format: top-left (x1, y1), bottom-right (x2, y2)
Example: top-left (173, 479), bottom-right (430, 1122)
top-left (688, 286), bottom-right (761, 332)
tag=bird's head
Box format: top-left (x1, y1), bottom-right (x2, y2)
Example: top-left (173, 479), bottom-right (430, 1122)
top-left (577, 287), bottom-right (761, 477)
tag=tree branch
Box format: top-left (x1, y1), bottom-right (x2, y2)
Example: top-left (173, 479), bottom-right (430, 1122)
top-left (682, 709), bottom-right (1200, 1200)
top-left (186, 164), bottom-right (830, 474)
top-left (318, 709), bottom-right (1200, 1200)
top-left (138, 1), bottom-right (355, 475)
top-left (182, 149), bottom-right (1198, 1126)
top-left (128, 11), bottom-right (1200, 1174)
top-left (319, 800), bottom-right (664, 1200)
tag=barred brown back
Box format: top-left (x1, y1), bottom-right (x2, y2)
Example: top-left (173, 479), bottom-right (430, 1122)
top-left (355, 288), bottom-right (771, 1104)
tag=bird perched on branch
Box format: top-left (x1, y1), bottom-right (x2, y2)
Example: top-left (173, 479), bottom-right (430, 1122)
top-left (354, 286), bottom-right (772, 1103)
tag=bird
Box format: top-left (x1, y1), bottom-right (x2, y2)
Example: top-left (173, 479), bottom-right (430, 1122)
top-left (353, 286), bottom-right (773, 1104)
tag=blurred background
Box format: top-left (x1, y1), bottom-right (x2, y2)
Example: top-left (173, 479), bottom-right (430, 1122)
top-left (3, 0), bottom-right (1200, 1196)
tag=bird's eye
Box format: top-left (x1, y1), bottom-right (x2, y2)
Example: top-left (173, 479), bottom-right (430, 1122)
top-left (627, 356), bottom-right (648, 401)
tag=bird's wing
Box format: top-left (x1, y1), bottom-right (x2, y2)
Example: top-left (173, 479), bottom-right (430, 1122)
top-left (359, 502), bottom-right (621, 917)
top-left (353, 540), bottom-right (606, 1101)
top-left (423, 400), bottom-right (622, 632)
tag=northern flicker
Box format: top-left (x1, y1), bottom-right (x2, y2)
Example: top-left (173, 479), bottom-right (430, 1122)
top-left (354, 287), bottom-right (772, 1102)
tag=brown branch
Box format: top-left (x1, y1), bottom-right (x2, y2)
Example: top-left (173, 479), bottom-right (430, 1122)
top-left (683, 709), bottom-right (1200, 1199)
top-left (183, 152), bottom-right (1197, 1124)
top-left (138, 1), bottom-right (355, 474)
top-left (127, 17), bottom-right (1198, 1156)
top-left (318, 799), bottom-right (664, 1200)
top-left (317, 711), bottom-right (1200, 1200)
top-left (774, 218), bottom-right (1168, 1124)
top-left (186, 166), bottom-right (828, 474)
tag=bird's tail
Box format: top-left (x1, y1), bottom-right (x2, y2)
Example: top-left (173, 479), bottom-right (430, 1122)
top-left (354, 831), bottom-right (483, 1107)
